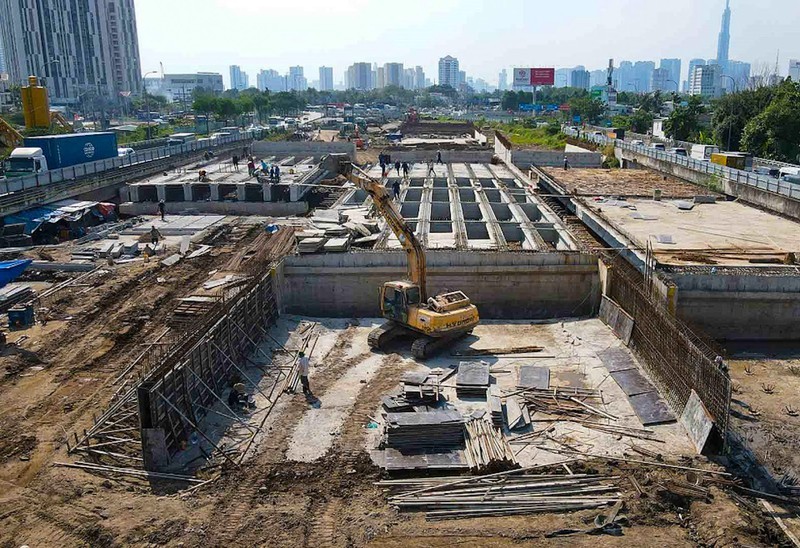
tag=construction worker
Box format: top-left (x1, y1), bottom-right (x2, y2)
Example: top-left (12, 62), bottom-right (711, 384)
top-left (394, 160), bottom-right (401, 176)
top-left (150, 225), bottom-right (162, 246)
top-left (232, 155), bottom-right (240, 171)
top-left (298, 351), bottom-right (312, 395)
top-left (392, 179), bottom-right (401, 200)
top-left (436, 149), bottom-right (443, 164)
top-left (427, 159), bottom-right (436, 177)
top-left (157, 200), bottom-right (166, 221)
top-left (563, 156), bottom-right (570, 170)
top-left (247, 158), bottom-right (256, 177)
top-left (401, 162), bottom-right (410, 180)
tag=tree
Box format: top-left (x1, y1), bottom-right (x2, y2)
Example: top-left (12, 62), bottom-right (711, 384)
top-left (740, 79), bottom-right (800, 162)
top-left (568, 96), bottom-right (604, 124)
top-left (192, 94), bottom-right (217, 134)
top-left (663, 95), bottom-right (705, 141)
top-left (629, 109), bottom-right (655, 133)
top-left (711, 85), bottom-right (776, 151)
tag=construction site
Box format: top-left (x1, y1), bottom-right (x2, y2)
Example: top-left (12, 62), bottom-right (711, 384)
top-left (2, 117), bottom-right (800, 547)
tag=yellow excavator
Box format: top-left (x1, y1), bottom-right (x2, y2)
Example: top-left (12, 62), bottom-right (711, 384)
top-left (322, 154), bottom-right (480, 358)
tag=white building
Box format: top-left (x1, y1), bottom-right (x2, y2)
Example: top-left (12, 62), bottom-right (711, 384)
top-left (414, 66), bottom-right (425, 90)
top-left (788, 60), bottom-right (799, 81)
top-left (0, 0), bottom-right (142, 104)
top-left (438, 56), bottom-right (459, 87)
top-left (288, 66), bottom-right (307, 91)
top-left (384, 63), bottom-right (403, 87)
top-left (229, 65), bottom-right (249, 91)
top-left (319, 66), bottom-right (333, 91)
top-left (146, 73), bottom-right (223, 103)
top-left (498, 69), bottom-right (507, 91)
top-left (689, 64), bottom-right (721, 98)
top-left (0, 39), bottom-right (5, 73)
top-left (257, 69), bottom-right (284, 92)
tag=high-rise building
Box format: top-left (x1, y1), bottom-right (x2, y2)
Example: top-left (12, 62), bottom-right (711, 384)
top-left (383, 63), bottom-right (404, 87)
top-left (257, 69), bottom-right (285, 92)
top-left (0, 31), bottom-right (6, 73)
top-left (403, 68), bottom-right (415, 89)
top-left (633, 61), bottom-right (655, 92)
top-left (554, 68), bottom-right (571, 88)
top-left (438, 56), bottom-right (459, 87)
top-left (147, 73), bottom-right (223, 103)
top-left (229, 65), bottom-right (249, 91)
top-left (319, 66), bottom-right (333, 91)
top-left (651, 68), bottom-right (670, 92)
top-left (415, 66), bottom-right (425, 90)
top-left (615, 61), bottom-right (633, 91)
top-left (570, 69), bottom-right (590, 90)
top-left (716, 0), bottom-right (731, 77)
top-left (659, 59), bottom-right (681, 89)
top-left (347, 62), bottom-right (373, 90)
top-left (590, 70), bottom-right (606, 88)
top-left (727, 61), bottom-right (751, 90)
top-left (0, 0), bottom-right (142, 104)
top-left (690, 64), bottom-right (721, 98)
top-left (788, 60), bottom-right (800, 81)
top-left (458, 70), bottom-right (466, 88)
top-left (288, 66), bottom-right (307, 91)
top-left (498, 69), bottom-right (508, 91)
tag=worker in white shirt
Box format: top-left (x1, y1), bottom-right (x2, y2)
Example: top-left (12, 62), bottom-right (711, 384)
top-left (298, 351), bottom-right (312, 395)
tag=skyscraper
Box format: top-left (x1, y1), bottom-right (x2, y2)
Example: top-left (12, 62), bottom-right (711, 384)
top-left (659, 59), bottom-right (681, 89)
top-left (319, 66), bottom-right (333, 91)
top-left (498, 69), bottom-right (508, 91)
top-left (690, 64), bottom-right (721, 98)
top-left (438, 56), bottom-right (459, 87)
top-left (414, 66), bottom-right (425, 90)
top-left (0, 39), bottom-right (5, 73)
top-left (229, 65), bottom-right (248, 91)
top-left (288, 66), bottom-right (307, 91)
top-left (716, 0), bottom-right (731, 77)
top-left (257, 69), bottom-right (285, 92)
top-left (384, 63), bottom-right (404, 87)
top-left (570, 69), bottom-right (590, 90)
top-left (727, 61), bottom-right (751, 89)
top-left (651, 68), bottom-right (670, 92)
top-left (790, 60), bottom-right (800, 82)
top-left (347, 62), bottom-right (373, 90)
top-left (0, 0), bottom-right (142, 104)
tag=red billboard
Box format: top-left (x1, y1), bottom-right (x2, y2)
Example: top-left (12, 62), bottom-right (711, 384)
top-left (531, 68), bottom-right (555, 86)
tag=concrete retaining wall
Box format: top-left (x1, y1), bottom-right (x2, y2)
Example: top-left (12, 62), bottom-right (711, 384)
top-left (513, 151), bottom-right (602, 168)
top-left (119, 200), bottom-right (307, 216)
top-left (279, 251), bottom-right (600, 319)
top-left (384, 151), bottom-right (494, 163)
top-left (252, 141), bottom-right (356, 159)
top-left (671, 273), bottom-right (800, 340)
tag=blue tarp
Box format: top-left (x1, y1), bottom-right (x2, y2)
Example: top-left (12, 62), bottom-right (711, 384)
top-left (0, 259), bottom-right (32, 288)
top-left (4, 206), bottom-right (61, 235)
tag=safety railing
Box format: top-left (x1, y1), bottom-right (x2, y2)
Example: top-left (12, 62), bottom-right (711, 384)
top-left (0, 130), bottom-right (265, 197)
top-left (564, 128), bottom-right (800, 201)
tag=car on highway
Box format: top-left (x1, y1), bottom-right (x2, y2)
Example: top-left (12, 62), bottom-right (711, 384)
top-left (668, 147), bottom-right (688, 157)
top-left (117, 147), bottom-right (136, 157)
top-left (630, 139), bottom-right (645, 146)
top-left (650, 143), bottom-right (666, 151)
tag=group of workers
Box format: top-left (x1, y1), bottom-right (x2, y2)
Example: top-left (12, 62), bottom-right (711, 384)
top-left (231, 153), bottom-right (282, 181)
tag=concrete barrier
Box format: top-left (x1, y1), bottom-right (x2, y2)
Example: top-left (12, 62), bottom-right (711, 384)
top-left (251, 141), bottom-right (356, 159)
top-left (513, 151), bottom-right (602, 168)
top-left (279, 251), bottom-right (600, 319)
top-left (382, 151), bottom-right (494, 163)
top-left (119, 200), bottom-right (307, 216)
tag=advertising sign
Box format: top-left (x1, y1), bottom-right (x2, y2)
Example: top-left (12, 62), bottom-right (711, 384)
top-left (514, 68), bottom-right (555, 86)
top-left (518, 103), bottom-right (534, 112)
top-left (559, 104), bottom-right (570, 112)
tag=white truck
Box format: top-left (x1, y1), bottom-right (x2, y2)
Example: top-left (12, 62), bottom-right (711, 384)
top-left (2, 147), bottom-right (50, 177)
top-left (691, 144), bottom-right (720, 162)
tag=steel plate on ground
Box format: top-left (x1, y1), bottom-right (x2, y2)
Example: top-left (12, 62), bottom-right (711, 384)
top-left (629, 391), bottom-right (676, 425)
top-left (610, 368), bottom-right (655, 397)
top-left (596, 348), bottom-right (637, 373)
top-left (517, 365), bottom-right (550, 390)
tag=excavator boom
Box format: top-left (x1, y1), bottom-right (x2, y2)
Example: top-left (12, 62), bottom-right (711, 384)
top-left (323, 155), bottom-right (428, 300)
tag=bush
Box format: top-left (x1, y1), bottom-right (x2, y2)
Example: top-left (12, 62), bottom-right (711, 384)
top-left (601, 144), bottom-right (620, 168)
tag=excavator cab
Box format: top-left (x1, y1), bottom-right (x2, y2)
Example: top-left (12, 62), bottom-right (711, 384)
top-left (380, 281), bottom-right (420, 324)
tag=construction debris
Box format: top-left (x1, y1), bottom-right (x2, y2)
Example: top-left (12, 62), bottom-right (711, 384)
top-left (464, 418), bottom-right (517, 470)
top-left (453, 345), bottom-right (544, 357)
top-left (377, 470), bottom-right (620, 520)
top-left (456, 361), bottom-right (490, 398)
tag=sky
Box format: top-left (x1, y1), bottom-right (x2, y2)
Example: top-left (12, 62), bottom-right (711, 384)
top-left (134, 0), bottom-right (800, 88)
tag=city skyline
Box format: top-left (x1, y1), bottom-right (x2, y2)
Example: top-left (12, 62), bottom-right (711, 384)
top-left (133, 0), bottom-right (800, 89)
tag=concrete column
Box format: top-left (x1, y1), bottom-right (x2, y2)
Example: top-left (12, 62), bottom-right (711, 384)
top-left (236, 183), bottom-right (247, 202)
top-left (183, 183), bottom-right (192, 201)
top-left (156, 185), bottom-right (166, 203)
top-left (262, 183), bottom-right (272, 202)
top-left (129, 185), bottom-right (140, 202)
top-left (210, 183), bottom-right (220, 201)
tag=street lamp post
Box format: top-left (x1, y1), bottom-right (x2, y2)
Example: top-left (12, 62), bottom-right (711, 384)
top-left (142, 71), bottom-right (158, 139)
top-left (721, 75), bottom-right (737, 151)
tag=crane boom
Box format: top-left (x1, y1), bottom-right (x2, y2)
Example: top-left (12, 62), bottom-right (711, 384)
top-left (324, 156), bottom-right (428, 299)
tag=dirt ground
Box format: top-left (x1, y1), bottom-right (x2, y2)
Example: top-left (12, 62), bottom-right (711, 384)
top-left (0, 223), bottom-right (794, 546)
top-left (544, 168), bottom-right (712, 198)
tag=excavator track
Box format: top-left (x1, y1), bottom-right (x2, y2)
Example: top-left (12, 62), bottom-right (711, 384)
top-left (411, 331), bottom-right (470, 360)
top-left (367, 321), bottom-right (407, 351)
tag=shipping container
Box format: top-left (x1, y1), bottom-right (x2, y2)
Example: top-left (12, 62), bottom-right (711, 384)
top-left (710, 152), bottom-right (753, 172)
top-left (23, 132), bottom-right (118, 170)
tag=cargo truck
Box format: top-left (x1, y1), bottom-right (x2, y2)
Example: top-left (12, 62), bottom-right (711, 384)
top-left (2, 132), bottom-right (118, 178)
top-left (710, 152), bottom-right (753, 172)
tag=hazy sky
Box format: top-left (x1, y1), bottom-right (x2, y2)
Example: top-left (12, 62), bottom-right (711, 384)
top-left (135, 0), bottom-right (800, 88)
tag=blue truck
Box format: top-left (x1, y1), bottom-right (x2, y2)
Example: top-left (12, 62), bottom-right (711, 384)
top-left (2, 132), bottom-right (118, 178)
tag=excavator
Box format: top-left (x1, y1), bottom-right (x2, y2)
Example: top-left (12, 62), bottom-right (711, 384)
top-left (322, 154), bottom-right (480, 359)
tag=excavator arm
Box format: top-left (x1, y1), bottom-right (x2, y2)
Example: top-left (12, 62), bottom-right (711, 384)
top-left (323, 154), bottom-right (428, 300)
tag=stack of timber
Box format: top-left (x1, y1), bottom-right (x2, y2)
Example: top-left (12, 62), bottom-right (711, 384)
top-left (516, 387), bottom-right (615, 421)
top-left (488, 386), bottom-right (504, 426)
top-left (464, 418), bottom-right (517, 470)
top-left (401, 371), bottom-right (440, 403)
top-left (504, 395), bottom-right (531, 430)
top-left (386, 410), bottom-right (465, 451)
top-left (456, 361), bottom-right (490, 398)
top-left (377, 470), bottom-right (620, 520)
